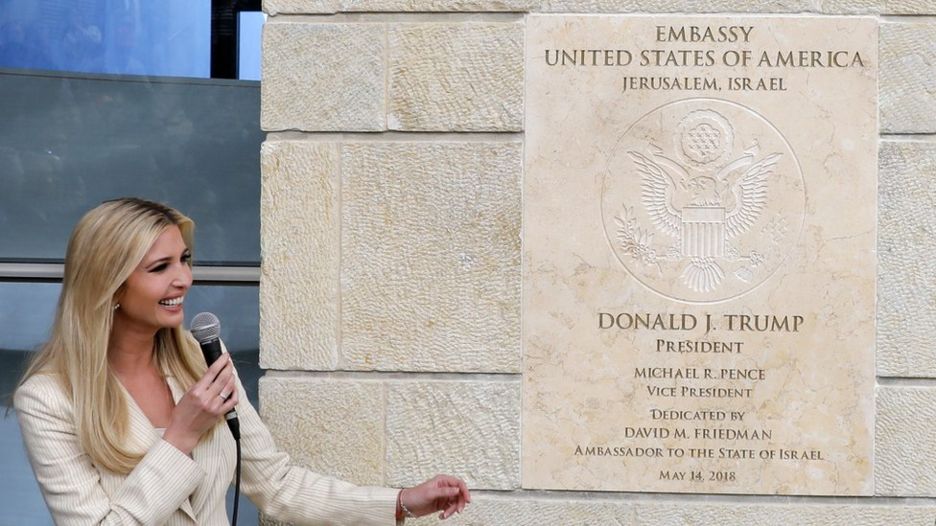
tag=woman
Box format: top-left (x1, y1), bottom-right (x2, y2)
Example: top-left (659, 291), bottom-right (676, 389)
top-left (15, 198), bottom-right (470, 525)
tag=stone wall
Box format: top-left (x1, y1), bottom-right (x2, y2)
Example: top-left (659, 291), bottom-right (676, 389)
top-left (259, 2), bottom-right (936, 524)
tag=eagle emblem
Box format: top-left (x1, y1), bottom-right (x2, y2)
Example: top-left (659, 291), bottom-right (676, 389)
top-left (603, 101), bottom-right (805, 302)
top-left (628, 144), bottom-right (780, 292)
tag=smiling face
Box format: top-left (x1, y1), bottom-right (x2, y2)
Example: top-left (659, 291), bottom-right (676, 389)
top-left (114, 225), bottom-right (193, 335)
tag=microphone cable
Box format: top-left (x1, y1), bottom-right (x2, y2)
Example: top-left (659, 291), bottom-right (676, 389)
top-left (226, 403), bottom-right (241, 526)
top-left (232, 436), bottom-right (241, 526)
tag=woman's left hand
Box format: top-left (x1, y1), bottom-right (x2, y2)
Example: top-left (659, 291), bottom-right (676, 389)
top-left (399, 475), bottom-right (471, 520)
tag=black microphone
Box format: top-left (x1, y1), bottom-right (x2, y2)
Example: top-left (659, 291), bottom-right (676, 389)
top-left (190, 312), bottom-right (240, 440)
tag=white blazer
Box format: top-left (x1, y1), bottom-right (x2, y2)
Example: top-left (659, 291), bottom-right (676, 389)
top-left (15, 371), bottom-right (397, 525)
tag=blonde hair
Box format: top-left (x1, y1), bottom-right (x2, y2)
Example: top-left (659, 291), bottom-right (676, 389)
top-left (18, 198), bottom-right (209, 474)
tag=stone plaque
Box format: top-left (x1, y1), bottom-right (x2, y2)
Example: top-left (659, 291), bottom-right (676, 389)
top-left (523, 15), bottom-right (876, 495)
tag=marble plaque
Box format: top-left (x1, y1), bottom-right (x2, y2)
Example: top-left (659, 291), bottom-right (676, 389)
top-left (523, 15), bottom-right (877, 495)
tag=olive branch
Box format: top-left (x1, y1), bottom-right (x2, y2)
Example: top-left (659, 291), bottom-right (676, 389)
top-left (614, 206), bottom-right (659, 267)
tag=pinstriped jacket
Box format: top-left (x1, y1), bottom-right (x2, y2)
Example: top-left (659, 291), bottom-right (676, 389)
top-left (14, 371), bottom-right (398, 525)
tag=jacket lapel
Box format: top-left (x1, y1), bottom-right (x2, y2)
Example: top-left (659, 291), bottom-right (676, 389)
top-left (167, 377), bottom-right (237, 521)
top-left (164, 376), bottom-right (199, 523)
top-left (120, 376), bottom-right (199, 523)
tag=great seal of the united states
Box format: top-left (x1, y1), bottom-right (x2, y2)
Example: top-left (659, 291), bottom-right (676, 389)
top-left (601, 98), bottom-right (806, 303)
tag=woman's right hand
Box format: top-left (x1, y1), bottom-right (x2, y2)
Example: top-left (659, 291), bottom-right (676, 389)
top-left (163, 355), bottom-right (239, 455)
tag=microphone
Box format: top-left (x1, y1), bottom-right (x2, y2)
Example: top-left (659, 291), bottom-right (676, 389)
top-left (190, 312), bottom-right (240, 440)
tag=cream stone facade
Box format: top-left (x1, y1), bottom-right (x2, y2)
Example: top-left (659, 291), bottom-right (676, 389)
top-left (259, 2), bottom-right (936, 524)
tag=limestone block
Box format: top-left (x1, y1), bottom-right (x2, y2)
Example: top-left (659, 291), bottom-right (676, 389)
top-left (388, 23), bottom-right (523, 131)
top-left (261, 0), bottom-right (936, 13)
top-left (881, 22), bottom-right (936, 134)
top-left (259, 376), bottom-right (385, 485)
top-left (811, 0), bottom-right (881, 12)
top-left (810, 0), bottom-right (936, 15)
top-left (340, 142), bottom-right (521, 372)
top-left (290, 0), bottom-right (533, 11)
top-left (385, 381), bottom-right (520, 489)
top-left (347, 0), bottom-right (533, 9)
top-left (876, 386), bottom-right (936, 496)
top-left (263, 0), bottom-right (339, 14)
top-left (262, 23), bottom-right (385, 131)
top-left (533, 0), bottom-right (932, 13)
top-left (376, 497), bottom-right (936, 526)
top-left (809, 0), bottom-right (936, 13)
top-left (533, 0), bottom-right (814, 12)
top-left (883, 0), bottom-right (936, 13)
top-left (259, 515), bottom-right (284, 526)
top-left (877, 141), bottom-right (936, 377)
top-left (634, 502), bottom-right (936, 525)
top-left (260, 141), bottom-right (340, 370)
top-left (401, 497), bottom-right (634, 525)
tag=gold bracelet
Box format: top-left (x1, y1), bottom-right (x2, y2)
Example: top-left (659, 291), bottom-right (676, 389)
top-left (400, 489), bottom-right (417, 519)
top-left (395, 489), bottom-right (416, 526)
top-left (395, 490), bottom-right (405, 526)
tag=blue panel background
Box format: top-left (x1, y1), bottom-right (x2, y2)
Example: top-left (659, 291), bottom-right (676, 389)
top-left (0, 0), bottom-right (211, 78)
top-left (0, 70), bottom-right (262, 264)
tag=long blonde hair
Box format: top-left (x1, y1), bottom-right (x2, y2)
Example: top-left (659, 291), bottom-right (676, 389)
top-left (18, 198), bottom-right (209, 474)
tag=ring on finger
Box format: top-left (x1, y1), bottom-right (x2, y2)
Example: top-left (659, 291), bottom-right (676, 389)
top-left (219, 392), bottom-right (231, 401)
